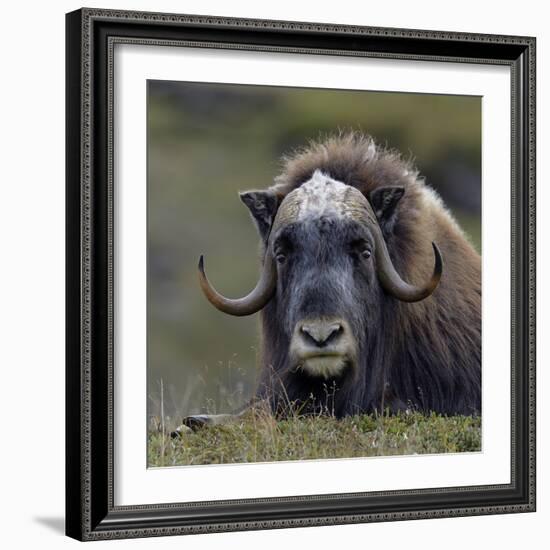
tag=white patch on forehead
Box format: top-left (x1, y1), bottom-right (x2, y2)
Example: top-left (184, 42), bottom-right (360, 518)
top-left (293, 170), bottom-right (354, 220)
top-left (272, 170), bottom-right (374, 230)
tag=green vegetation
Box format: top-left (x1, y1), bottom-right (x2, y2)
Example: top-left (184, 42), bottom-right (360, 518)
top-left (148, 411), bottom-right (481, 467)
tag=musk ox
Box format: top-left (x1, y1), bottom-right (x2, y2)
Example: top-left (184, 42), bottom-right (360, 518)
top-left (192, 132), bottom-right (481, 425)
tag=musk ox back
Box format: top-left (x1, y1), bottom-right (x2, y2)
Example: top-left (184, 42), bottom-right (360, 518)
top-left (198, 132), bottom-right (481, 419)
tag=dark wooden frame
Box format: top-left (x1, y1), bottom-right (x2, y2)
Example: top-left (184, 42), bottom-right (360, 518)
top-left (66, 7), bottom-right (536, 541)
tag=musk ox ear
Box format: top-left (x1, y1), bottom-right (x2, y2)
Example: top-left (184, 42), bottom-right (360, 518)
top-left (239, 190), bottom-right (279, 240)
top-left (369, 186), bottom-right (405, 232)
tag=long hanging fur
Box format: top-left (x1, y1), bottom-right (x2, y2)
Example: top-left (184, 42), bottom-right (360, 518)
top-left (256, 132), bottom-right (481, 416)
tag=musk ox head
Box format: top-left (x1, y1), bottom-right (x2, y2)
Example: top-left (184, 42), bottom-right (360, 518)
top-left (198, 169), bottom-right (442, 382)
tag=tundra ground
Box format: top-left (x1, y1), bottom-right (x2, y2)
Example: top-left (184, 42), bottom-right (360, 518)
top-left (148, 410), bottom-right (481, 467)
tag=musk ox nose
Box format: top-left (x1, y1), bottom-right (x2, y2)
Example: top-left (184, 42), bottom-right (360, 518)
top-left (299, 320), bottom-right (344, 348)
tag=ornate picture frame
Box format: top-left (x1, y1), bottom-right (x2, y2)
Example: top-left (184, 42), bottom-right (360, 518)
top-left (65, 7), bottom-right (536, 541)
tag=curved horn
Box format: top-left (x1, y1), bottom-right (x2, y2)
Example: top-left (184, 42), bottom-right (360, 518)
top-left (373, 228), bottom-right (442, 303)
top-left (198, 250), bottom-right (277, 316)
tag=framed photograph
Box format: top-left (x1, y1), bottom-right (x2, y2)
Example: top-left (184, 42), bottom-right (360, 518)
top-left (65, 8), bottom-right (536, 541)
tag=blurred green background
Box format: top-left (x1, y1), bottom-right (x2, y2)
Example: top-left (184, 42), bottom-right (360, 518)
top-left (147, 80), bottom-right (481, 422)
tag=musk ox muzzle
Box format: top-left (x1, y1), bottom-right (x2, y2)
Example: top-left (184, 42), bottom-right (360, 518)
top-left (289, 317), bottom-right (356, 379)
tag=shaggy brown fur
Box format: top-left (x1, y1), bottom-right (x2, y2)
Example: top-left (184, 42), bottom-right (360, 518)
top-left (258, 132), bottom-right (481, 415)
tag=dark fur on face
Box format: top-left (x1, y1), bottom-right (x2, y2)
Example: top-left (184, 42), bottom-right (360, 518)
top-left (257, 215), bottom-right (390, 417)
top-left (240, 132), bottom-right (481, 417)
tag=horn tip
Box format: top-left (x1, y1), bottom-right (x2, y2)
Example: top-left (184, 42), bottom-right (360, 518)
top-left (198, 254), bottom-right (205, 273)
top-left (431, 242), bottom-right (443, 271)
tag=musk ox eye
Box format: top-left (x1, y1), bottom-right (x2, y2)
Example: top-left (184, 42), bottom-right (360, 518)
top-left (350, 239), bottom-right (372, 261)
top-left (276, 253), bottom-right (287, 265)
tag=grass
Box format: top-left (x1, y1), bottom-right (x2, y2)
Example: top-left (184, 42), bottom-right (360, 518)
top-left (148, 409), bottom-right (481, 467)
